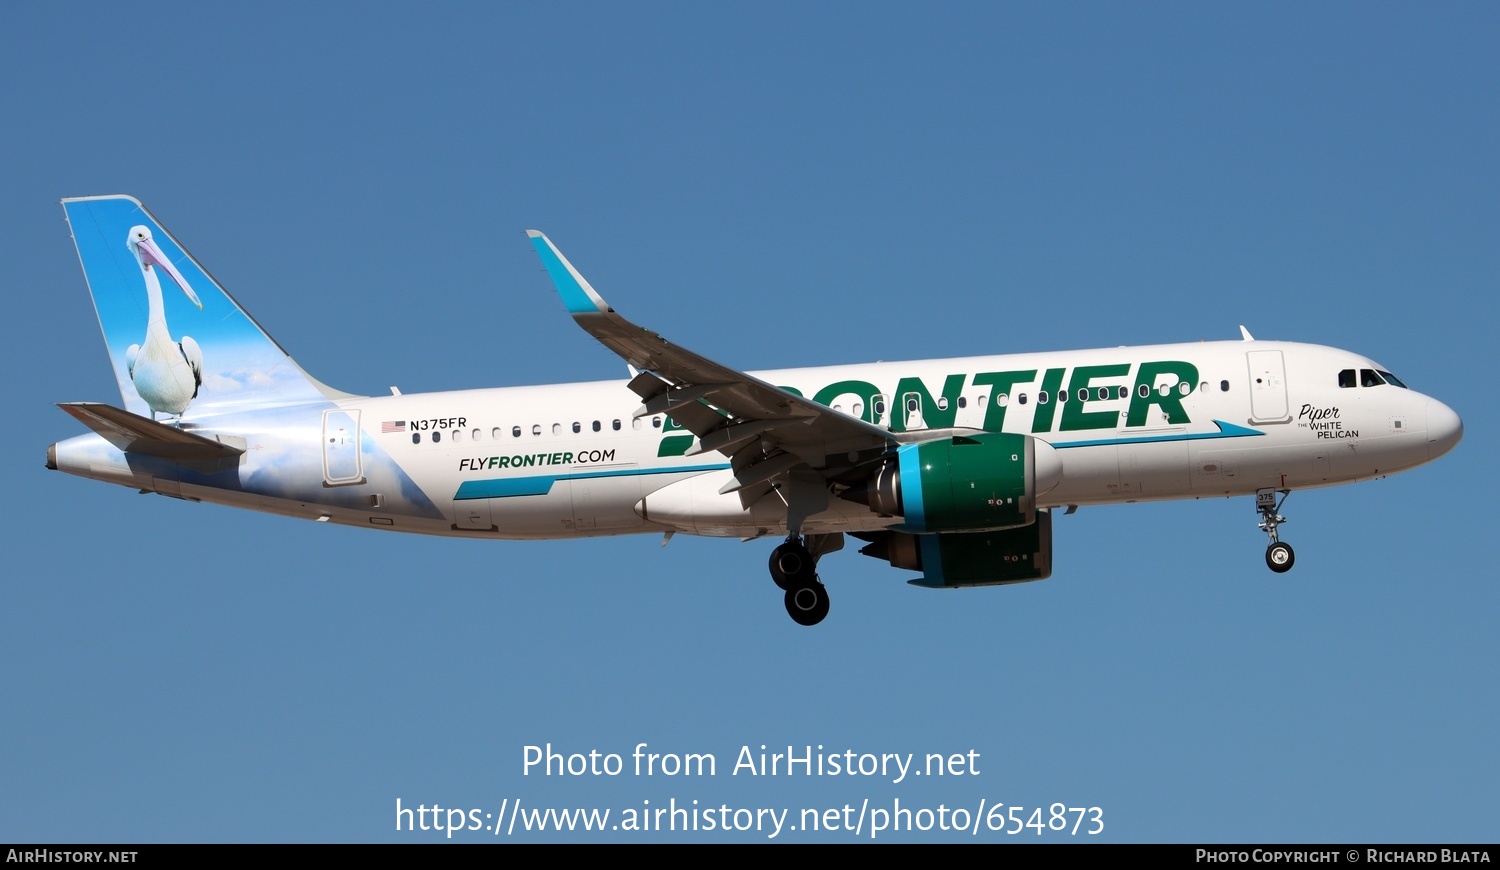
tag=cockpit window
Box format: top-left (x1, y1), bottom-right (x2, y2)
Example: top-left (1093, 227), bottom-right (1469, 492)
top-left (1338, 369), bottom-right (1356, 389)
top-left (1379, 370), bottom-right (1408, 389)
top-left (1360, 369), bottom-right (1385, 387)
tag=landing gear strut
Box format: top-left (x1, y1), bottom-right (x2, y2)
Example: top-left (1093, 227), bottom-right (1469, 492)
top-left (771, 535), bottom-right (830, 626)
top-left (1256, 489), bottom-right (1295, 573)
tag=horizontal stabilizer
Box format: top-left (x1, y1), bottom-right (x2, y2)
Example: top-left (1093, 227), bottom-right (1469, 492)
top-left (58, 402), bottom-right (246, 461)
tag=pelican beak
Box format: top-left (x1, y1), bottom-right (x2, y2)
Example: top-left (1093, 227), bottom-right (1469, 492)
top-left (135, 235), bottom-right (203, 310)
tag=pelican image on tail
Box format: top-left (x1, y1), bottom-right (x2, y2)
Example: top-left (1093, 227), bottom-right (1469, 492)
top-left (124, 225), bottom-right (203, 421)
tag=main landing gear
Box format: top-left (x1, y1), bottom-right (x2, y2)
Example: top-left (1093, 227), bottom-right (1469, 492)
top-left (770, 536), bottom-right (830, 626)
top-left (1256, 489), bottom-right (1295, 573)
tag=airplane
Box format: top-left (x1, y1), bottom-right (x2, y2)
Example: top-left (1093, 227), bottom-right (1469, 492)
top-left (47, 195), bottom-right (1464, 626)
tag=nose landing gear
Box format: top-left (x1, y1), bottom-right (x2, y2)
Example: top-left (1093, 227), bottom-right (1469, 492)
top-left (770, 536), bottom-right (830, 626)
top-left (1257, 489), bottom-right (1295, 573)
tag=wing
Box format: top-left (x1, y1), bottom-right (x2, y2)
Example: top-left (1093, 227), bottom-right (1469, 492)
top-left (527, 231), bottom-right (896, 513)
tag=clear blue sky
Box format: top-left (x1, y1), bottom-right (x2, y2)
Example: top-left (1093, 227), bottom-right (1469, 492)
top-left (3, 2), bottom-right (1495, 842)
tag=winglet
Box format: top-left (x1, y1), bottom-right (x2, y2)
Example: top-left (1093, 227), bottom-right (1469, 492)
top-left (527, 231), bottom-right (610, 315)
top-left (1239, 325), bottom-right (1255, 341)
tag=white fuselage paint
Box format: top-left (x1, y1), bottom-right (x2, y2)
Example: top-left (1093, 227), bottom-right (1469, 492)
top-left (51, 339), bottom-right (1460, 540)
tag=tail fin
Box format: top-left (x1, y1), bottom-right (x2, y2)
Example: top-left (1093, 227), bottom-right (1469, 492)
top-left (62, 195), bottom-right (348, 419)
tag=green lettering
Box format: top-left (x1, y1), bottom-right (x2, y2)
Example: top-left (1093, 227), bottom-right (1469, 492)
top-left (1060, 364), bottom-right (1130, 431)
top-left (657, 434), bottom-right (694, 457)
top-left (1030, 368), bottom-right (1066, 433)
top-left (892, 374), bottom-right (966, 432)
top-left (971, 370), bottom-right (1037, 431)
top-left (811, 380), bottom-right (882, 424)
top-left (1127, 360), bottom-right (1200, 427)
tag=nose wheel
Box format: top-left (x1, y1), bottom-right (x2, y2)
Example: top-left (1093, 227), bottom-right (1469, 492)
top-left (770, 536), bottom-right (830, 626)
top-left (1257, 489), bottom-right (1295, 573)
top-left (1266, 541), bottom-right (1295, 572)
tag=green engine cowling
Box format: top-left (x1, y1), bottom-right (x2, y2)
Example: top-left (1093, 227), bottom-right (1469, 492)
top-left (858, 511), bottom-right (1054, 588)
top-left (862, 433), bottom-right (1062, 533)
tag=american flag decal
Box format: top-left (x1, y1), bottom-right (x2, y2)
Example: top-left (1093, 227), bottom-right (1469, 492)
top-left (381, 420), bottom-right (406, 433)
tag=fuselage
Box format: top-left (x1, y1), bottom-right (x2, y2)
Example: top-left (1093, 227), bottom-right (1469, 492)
top-left (49, 338), bottom-right (1463, 540)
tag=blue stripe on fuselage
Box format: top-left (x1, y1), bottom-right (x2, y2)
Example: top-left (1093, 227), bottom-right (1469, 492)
top-left (1051, 419), bottom-right (1263, 449)
top-left (455, 463), bottom-right (730, 500)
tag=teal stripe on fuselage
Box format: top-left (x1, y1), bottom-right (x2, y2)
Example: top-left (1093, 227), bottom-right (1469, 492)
top-left (1051, 420), bottom-right (1263, 449)
top-left (455, 463), bottom-right (730, 500)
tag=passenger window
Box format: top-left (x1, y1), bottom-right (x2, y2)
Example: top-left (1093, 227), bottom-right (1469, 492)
top-left (997, 393), bottom-right (1008, 406)
top-left (632, 418), bottom-right (642, 431)
top-left (1038, 391), bottom-right (1049, 405)
top-left (474, 428), bottom-right (482, 441)
top-left (411, 433), bottom-right (420, 445)
top-left (512, 426), bottom-right (522, 438)
top-left (593, 421), bottom-right (601, 432)
top-left (1057, 390), bottom-right (1067, 404)
top-left (1339, 369), bottom-right (1357, 388)
top-left (652, 417), bottom-right (662, 428)
top-left (852, 401), bottom-right (864, 417)
top-left (432, 431), bottom-right (441, 443)
top-left (1018, 393), bottom-right (1028, 405)
top-left (936, 397), bottom-right (949, 411)
top-left (490, 427), bottom-right (500, 440)
top-left (957, 397), bottom-right (967, 409)
top-left (1220, 380), bottom-right (1230, 392)
top-left (612, 419), bottom-right (622, 431)
top-left (1157, 384), bottom-right (1170, 397)
top-left (572, 422), bottom-right (581, 434)
top-left (1118, 386), bottom-right (1129, 399)
top-left (1097, 387), bottom-right (1109, 401)
top-left (1179, 382), bottom-right (1190, 396)
top-left (1138, 384), bottom-right (1150, 398)
top-left (452, 430), bottom-right (462, 443)
top-left (552, 423), bottom-right (562, 435)
top-left (531, 424), bottom-right (541, 436)
top-left (1079, 388), bottom-right (1090, 402)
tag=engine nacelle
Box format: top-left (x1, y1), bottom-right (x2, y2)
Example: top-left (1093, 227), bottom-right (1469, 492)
top-left (858, 512), bottom-right (1053, 588)
top-left (850, 433), bottom-right (1061, 533)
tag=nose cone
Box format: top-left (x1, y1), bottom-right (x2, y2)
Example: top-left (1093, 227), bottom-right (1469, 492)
top-left (1425, 397), bottom-right (1463, 461)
